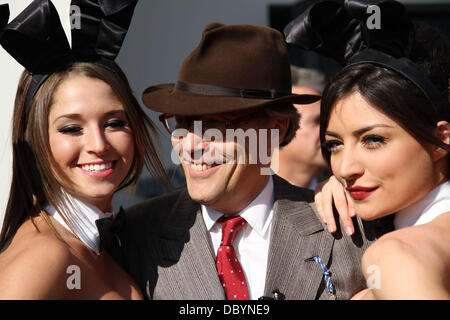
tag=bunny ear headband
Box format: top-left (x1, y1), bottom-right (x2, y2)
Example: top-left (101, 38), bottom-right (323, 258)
top-left (0, 4), bottom-right (8, 28)
top-left (284, 0), bottom-right (447, 116)
top-left (0, 0), bottom-right (138, 111)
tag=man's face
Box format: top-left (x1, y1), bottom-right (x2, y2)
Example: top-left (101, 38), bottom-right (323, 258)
top-left (281, 86), bottom-right (328, 171)
top-left (171, 110), bottom-right (284, 214)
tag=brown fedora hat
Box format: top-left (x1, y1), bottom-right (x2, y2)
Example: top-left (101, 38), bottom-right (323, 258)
top-left (142, 22), bottom-right (320, 115)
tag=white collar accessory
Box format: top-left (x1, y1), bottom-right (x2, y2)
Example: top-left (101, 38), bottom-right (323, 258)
top-left (44, 191), bottom-right (115, 255)
top-left (394, 180), bottom-right (450, 230)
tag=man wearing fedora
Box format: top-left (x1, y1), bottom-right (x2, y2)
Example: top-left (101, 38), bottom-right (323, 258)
top-left (98, 22), bottom-right (383, 300)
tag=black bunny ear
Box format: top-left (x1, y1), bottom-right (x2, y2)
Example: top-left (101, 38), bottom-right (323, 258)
top-left (98, 0), bottom-right (138, 16)
top-left (284, 0), bottom-right (446, 118)
top-left (0, 4), bottom-right (9, 27)
top-left (284, 0), bottom-right (414, 65)
top-left (71, 0), bottom-right (138, 62)
top-left (0, 0), bottom-right (138, 112)
top-left (284, 1), bottom-right (360, 65)
top-left (0, 0), bottom-right (72, 74)
top-left (346, 0), bottom-right (414, 59)
top-left (0, 0), bottom-right (138, 73)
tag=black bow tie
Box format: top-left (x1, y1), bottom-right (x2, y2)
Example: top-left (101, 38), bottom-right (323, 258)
top-left (96, 206), bottom-right (126, 263)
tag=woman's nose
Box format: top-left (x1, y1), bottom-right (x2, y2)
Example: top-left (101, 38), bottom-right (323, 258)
top-left (85, 127), bottom-right (109, 155)
top-left (335, 147), bottom-right (364, 182)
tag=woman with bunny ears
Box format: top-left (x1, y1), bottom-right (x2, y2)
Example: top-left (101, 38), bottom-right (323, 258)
top-left (0, 0), bottom-right (166, 299)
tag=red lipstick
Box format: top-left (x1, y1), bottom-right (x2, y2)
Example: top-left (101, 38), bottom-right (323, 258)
top-left (346, 186), bottom-right (378, 201)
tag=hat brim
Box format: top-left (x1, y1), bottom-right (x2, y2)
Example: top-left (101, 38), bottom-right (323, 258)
top-left (142, 83), bottom-right (321, 115)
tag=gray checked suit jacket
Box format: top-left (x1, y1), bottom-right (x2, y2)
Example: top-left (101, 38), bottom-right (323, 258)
top-left (109, 175), bottom-right (388, 300)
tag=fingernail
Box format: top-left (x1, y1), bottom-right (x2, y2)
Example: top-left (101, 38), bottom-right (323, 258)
top-left (346, 226), bottom-right (354, 235)
top-left (328, 224), bottom-right (335, 233)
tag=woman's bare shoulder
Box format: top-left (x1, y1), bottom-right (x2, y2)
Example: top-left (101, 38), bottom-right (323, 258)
top-left (0, 218), bottom-right (75, 299)
top-left (361, 212), bottom-right (450, 299)
top-left (371, 212), bottom-right (450, 260)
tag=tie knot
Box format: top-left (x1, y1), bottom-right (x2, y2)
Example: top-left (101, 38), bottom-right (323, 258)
top-left (219, 215), bottom-right (247, 246)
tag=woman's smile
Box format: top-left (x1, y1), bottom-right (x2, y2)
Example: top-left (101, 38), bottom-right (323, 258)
top-left (78, 160), bottom-right (117, 178)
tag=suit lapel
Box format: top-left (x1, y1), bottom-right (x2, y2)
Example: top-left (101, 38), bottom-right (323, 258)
top-left (264, 176), bottom-right (335, 300)
top-left (156, 190), bottom-right (225, 299)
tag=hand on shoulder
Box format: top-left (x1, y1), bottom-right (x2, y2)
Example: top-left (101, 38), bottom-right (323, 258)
top-left (0, 227), bottom-right (74, 299)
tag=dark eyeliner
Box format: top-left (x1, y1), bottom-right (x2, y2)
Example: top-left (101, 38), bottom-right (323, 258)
top-left (105, 119), bottom-right (128, 128)
top-left (57, 125), bottom-right (82, 134)
top-left (323, 139), bottom-right (342, 152)
top-left (361, 134), bottom-right (387, 147)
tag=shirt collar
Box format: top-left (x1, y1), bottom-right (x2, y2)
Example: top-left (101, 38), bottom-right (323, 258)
top-left (394, 180), bottom-right (450, 229)
top-left (202, 175), bottom-right (274, 238)
top-left (44, 190), bottom-right (115, 255)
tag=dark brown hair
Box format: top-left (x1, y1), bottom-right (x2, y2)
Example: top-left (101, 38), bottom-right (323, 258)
top-left (0, 62), bottom-right (168, 251)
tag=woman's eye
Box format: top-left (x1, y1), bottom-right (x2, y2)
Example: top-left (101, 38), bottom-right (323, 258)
top-left (105, 119), bottom-right (128, 129)
top-left (323, 140), bottom-right (343, 153)
top-left (57, 125), bottom-right (82, 134)
top-left (361, 135), bottom-right (387, 149)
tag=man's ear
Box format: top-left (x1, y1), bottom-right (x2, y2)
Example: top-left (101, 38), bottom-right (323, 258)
top-left (274, 117), bottom-right (290, 146)
top-left (432, 121), bottom-right (450, 162)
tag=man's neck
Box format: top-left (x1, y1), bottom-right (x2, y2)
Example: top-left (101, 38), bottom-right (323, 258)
top-left (208, 175), bottom-right (271, 214)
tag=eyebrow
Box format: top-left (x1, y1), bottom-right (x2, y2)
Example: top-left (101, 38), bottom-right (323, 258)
top-left (325, 124), bottom-right (395, 139)
top-left (53, 109), bottom-right (125, 122)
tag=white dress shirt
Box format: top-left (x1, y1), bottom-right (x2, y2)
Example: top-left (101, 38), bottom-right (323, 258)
top-left (394, 180), bottom-right (450, 229)
top-left (201, 175), bottom-right (274, 300)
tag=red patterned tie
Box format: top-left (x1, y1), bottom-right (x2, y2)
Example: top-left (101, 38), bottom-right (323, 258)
top-left (216, 215), bottom-right (249, 300)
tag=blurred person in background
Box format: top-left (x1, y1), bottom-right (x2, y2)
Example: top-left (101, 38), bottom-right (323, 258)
top-left (271, 66), bottom-right (330, 189)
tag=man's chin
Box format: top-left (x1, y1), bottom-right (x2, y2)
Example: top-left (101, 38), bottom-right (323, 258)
top-left (189, 192), bottom-right (220, 208)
